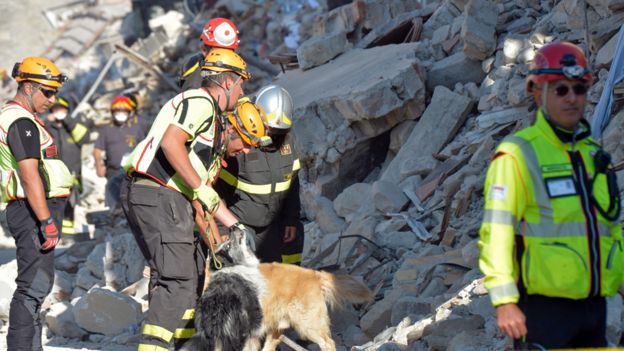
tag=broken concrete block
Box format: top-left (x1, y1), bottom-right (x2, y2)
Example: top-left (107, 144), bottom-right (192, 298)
top-left (318, 4), bottom-right (357, 35)
top-left (372, 180), bottom-right (409, 213)
top-left (390, 296), bottom-right (431, 325)
top-left (0, 259), bottom-right (17, 319)
top-left (360, 290), bottom-right (401, 337)
top-left (46, 301), bottom-right (88, 338)
top-left (476, 106), bottom-right (529, 129)
top-left (334, 183), bottom-right (374, 221)
top-left (503, 34), bottom-right (531, 64)
top-left (297, 31), bottom-right (349, 70)
top-left (382, 86), bottom-right (473, 184)
top-left (461, 0), bottom-right (498, 60)
top-left (422, 1), bottom-right (462, 39)
top-left (607, 294), bottom-right (623, 344)
top-left (73, 287), bottom-right (142, 336)
top-left (310, 195), bottom-right (348, 234)
top-left (426, 52), bottom-right (486, 91)
top-left (595, 31), bottom-right (619, 69)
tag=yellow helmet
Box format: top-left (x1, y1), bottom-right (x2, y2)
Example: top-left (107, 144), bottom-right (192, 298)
top-left (12, 57), bottom-right (67, 88)
top-left (201, 48), bottom-right (251, 80)
top-left (228, 97), bottom-right (271, 147)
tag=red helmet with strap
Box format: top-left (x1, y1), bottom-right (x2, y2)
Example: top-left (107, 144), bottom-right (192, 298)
top-left (200, 18), bottom-right (239, 50)
top-left (526, 41), bottom-right (592, 92)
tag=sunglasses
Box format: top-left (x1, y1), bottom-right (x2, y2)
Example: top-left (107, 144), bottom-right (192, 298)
top-left (39, 87), bottom-right (58, 98)
top-left (552, 84), bottom-right (588, 97)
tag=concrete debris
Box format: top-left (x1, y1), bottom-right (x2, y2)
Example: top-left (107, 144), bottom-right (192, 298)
top-left (1, 0), bottom-right (624, 350)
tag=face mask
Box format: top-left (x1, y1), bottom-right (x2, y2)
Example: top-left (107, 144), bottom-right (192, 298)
top-left (114, 112), bottom-right (129, 123)
top-left (53, 111), bottom-right (67, 120)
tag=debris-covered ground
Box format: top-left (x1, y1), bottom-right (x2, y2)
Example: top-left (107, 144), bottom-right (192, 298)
top-left (1, 0), bottom-right (624, 350)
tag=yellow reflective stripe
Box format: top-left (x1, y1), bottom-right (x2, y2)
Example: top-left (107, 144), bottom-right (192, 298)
top-left (137, 344), bottom-right (169, 351)
top-left (142, 323), bottom-right (173, 343)
top-left (182, 309), bottom-right (195, 320)
top-left (219, 169), bottom-right (271, 194)
top-left (281, 253), bottom-right (302, 264)
top-left (292, 158), bottom-right (300, 171)
top-left (488, 282), bottom-right (519, 306)
top-left (483, 209), bottom-right (518, 228)
top-left (275, 179), bottom-right (292, 192)
top-left (70, 123), bottom-right (88, 142)
top-left (62, 219), bottom-right (74, 227)
top-left (183, 62), bottom-right (199, 79)
top-left (174, 328), bottom-right (196, 339)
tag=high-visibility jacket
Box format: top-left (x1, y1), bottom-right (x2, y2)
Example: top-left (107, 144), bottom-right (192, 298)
top-left (44, 117), bottom-right (89, 176)
top-left (479, 109), bottom-right (624, 307)
top-left (123, 89), bottom-right (224, 201)
top-left (215, 133), bottom-right (301, 228)
top-left (0, 102), bottom-right (73, 202)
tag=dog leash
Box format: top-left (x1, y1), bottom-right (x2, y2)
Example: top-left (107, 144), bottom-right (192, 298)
top-left (200, 219), bottom-right (223, 270)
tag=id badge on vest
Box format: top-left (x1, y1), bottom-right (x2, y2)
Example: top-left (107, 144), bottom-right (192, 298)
top-left (544, 176), bottom-right (577, 198)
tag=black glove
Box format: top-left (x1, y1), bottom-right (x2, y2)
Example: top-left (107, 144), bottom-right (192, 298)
top-left (228, 222), bottom-right (257, 252)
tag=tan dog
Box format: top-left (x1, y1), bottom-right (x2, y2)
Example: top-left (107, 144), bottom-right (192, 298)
top-left (258, 262), bottom-right (372, 351)
top-left (186, 229), bottom-right (372, 351)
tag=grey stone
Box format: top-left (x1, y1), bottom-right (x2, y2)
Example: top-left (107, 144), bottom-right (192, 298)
top-left (342, 325), bottom-right (371, 346)
top-left (381, 86), bottom-right (473, 184)
top-left (422, 1), bottom-right (462, 39)
top-left (372, 180), bottom-right (409, 213)
top-left (507, 77), bottom-right (529, 106)
top-left (390, 296), bottom-right (431, 325)
top-left (595, 31), bottom-right (619, 68)
top-left (0, 259), bottom-right (17, 319)
top-left (297, 31), bottom-right (349, 70)
top-left (381, 231), bottom-right (419, 252)
top-left (476, 106), bottom-right (529, 129)
top-left (422, 315), bottom-right (485, 338)
top-left (319, 4), bottom-right (356, 35)
top-left (360, 290), bottom-right (400, 337)
top-left (334, 182), bottom-right (374, 221)
top-left (46, 302), bottom-right (88, 338)
top-left (73, 287), bottom-right (142, 336)
top-left (426, 52), bottom-right (486, 91)
top-left (606, 294), bottom-right (623, 344)
top-left (389, 120), bottom-right (416, 156)
top-left (461, 0), bottom-right (499, 60)
top-left (503, 34), bottom-right (530, 64)
top-left (311, 195), bottom-right (348, 234)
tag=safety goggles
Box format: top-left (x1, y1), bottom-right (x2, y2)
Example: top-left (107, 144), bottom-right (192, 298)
top-left (39, 87), bottom-right (58, 98)
top-left (552, 83), bottom-right (589, 97)
top-left (528, 65), bottom-right (590, 80)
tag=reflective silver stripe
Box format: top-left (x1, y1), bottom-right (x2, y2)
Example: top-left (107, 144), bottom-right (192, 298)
top-left (483, 209), bottom-right (518, 228)
top-left (488, 282), bottom-right (519, 303)
top-left (525, 221), bottom-right (611, 237)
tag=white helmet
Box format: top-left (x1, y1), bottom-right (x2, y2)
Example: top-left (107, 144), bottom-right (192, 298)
top-left (255, 85), bottom-right (293, 134)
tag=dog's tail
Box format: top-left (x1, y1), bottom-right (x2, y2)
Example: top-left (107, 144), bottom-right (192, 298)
top-left (319, 272), bottom-right (373, 310)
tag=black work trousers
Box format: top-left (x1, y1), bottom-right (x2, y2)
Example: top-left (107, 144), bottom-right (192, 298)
top-left (6, 197), bottom-right (65, 351)
top-left (515, 294), bottom-right (607, 350)
top-left (252, 219), bottom-right (304, 264)
top-left (121, 176), bottom-right (207, 350)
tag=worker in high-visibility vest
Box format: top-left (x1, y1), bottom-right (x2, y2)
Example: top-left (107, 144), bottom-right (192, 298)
top-left (1, 57), bottom-right (72, 351)
top-left (479, 41), bottom-right (624, 349)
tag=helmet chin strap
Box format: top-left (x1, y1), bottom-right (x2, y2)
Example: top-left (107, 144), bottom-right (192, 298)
top-left (541, 81), bottom-right (549, 116)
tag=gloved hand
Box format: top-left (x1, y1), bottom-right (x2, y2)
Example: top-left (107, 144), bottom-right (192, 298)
top-left (229, 222), bottom-right (257, 252)
top-left (39, 217), bottom-right (60, 251)
top-left (193, 183), bottom-right (220, 214)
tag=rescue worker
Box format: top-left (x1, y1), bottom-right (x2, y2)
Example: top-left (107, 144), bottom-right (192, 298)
top-left (46, 96), bottom-right (90, 239)
top-left (179, 17), bottom-right (239, 91)
top-left (215, 85), bottom-right (304, 264)
top-left (121, 48), bottom-right (265, 350)
top-left (93, 94), bottom-right (146, 213)
top-left (1, 57), bottom-right (72, 350)
top-left (479, 41), bottom-right (624, 349)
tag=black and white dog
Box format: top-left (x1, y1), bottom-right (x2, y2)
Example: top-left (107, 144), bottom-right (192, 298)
top-left (181, 228), bottom-right (265, 351)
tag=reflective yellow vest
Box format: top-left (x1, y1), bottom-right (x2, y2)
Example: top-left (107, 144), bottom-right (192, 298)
top-left (123, 89), bottom-right (222, 200)
top-left (479, 109), bottom-right (623, 307)
top-left (0, 102), bottom-right (73, 202)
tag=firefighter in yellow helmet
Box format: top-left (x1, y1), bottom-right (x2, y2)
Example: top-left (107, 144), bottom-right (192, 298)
top-left (1, 57), bottom-right (72, 350)
top-left (216, 85), bottom-right (304, 264)
top-left (120, 48), bottom-right (265, 350)
top-left (479, 42), bottom-right (623, 349)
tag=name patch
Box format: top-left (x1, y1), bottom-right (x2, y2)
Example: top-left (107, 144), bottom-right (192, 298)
top-left (545, 176), bottom-right (577, 198)
top-left (490, 184), bottom-right (508, 200)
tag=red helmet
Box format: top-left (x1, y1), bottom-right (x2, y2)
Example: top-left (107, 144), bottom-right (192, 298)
top-left (111, 95), bottom-right (136, 111)
top-left (200, 18), bottom-right (239, 50)
top-left (526, 41), bottom-right (592, 92)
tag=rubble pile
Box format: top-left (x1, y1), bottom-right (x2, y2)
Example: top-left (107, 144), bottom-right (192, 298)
top-left (1, 0), bottom-right (624, 350)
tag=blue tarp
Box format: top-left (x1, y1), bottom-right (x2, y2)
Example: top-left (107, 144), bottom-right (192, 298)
top-left (591, 24), bottom-right (624, 139)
